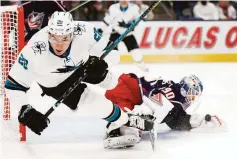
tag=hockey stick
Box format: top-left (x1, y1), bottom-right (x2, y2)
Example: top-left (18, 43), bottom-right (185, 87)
top-left (137, 78), bottom-right (157, 152)
top-left (54, 0), bottom-right (91, 13)
top-left (53, 0), bottom-right (67, 12)
top-left (21, 1), bottom-right (31, 6)
top-left (69, 0), bottom-right (91, 13)
top-left (44, 0), bottom-right (162, 118)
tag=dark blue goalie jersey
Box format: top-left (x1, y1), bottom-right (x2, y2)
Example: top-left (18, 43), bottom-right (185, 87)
top-left (140, 77), bottom-right (192, 131)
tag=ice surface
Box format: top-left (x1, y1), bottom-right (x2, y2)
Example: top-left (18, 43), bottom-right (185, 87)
top-left (1, 63), bottom-right (237, 159)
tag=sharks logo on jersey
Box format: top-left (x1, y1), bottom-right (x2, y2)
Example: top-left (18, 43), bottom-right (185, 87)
top-left (54, 65), bottom-right (80, 73)
top-left (73, 23), bottom-right (86, 35)
top-left (118, 20), bottom-right (134, 28)
top-left (52, 58), bottom-right (84, 73)
top-left (31, 41), bottom-right (46, 54)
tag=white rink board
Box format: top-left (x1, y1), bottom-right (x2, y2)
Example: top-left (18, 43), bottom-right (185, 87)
top-left (1, 63), bottom-right (237, 159)
top-left (93, 21), bottom-right (237, 54)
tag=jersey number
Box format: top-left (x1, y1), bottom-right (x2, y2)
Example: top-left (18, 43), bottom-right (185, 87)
top-left (161, 88), bottom-right (175, 99)
top-left (18, 54), bottom-right (28, 70)
top-left (93, 27), bottom-right (101, 42)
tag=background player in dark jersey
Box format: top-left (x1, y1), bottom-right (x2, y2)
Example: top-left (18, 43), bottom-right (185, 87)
top-left (22, 1), bottom-right (66, 42)
top-left (103, 73), bottom-right (225, 149)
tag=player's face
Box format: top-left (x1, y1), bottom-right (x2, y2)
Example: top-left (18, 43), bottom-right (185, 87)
top-left (48, 33), bottom-right (72, 56)
top-left (186, 87), bottom-right (200, 104)
top-left (120, 0), bottom-right (129, 7)
top-left (187, 94), bottom-right (196, 103)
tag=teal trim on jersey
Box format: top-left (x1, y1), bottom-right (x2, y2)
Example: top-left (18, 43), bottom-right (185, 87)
top-left (5, 79), bottom-right (28, 92)
top-left (105, 104), bottom-right (121, 122)
top-left (18, 54), bottom-right (28, 70)
top-left (49, 42), bottom-right (72, 58)
top-left (120, 5), bottom-right (128, 12)
top-left (93, 27), bottom-right (102, 42)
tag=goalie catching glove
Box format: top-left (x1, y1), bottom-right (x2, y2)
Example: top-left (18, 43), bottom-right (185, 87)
top-left (18, 104), bottom-right (49, 135)
top-left (190, 114), bottom-right (226, 132)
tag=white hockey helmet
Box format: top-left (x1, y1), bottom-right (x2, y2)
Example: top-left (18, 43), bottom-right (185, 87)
top-left (48, 11), bottom-right (74, 35)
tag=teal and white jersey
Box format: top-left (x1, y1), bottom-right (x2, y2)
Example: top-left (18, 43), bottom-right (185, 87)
top-left (103, 2), bottom-right (140, 36)
top-left (5, 21), bottom-right (119, 108)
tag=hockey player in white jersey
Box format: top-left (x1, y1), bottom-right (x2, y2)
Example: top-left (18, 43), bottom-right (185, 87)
top-left (4, 11), bottom-right (154, 136)
top-left (100, 0), bottom-right (149, 72)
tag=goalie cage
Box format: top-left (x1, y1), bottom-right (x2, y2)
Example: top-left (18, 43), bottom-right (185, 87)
top-left (0, 5), bottom-right (26, 141)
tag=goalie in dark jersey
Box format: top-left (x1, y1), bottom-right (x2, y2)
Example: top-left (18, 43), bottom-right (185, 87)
top-left (104, 73), bottom-right (225, 149)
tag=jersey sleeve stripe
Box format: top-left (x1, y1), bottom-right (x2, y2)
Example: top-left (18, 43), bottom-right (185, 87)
top-left (103, 104), bottom-right (121, 122)
top-left (5, 76), bottom-right (29, 92)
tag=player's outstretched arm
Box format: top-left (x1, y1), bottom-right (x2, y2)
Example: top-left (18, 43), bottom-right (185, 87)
top-left (83, 22), bottom-right (120, 89)
top-left (5, 44), bottom-right (34, 111)
top-left (5, 42), bottom-right (49, 135)
top-left (86, 22), bottom-right (120, 67)
top-left (189, 113), bottom-right (226, 132)
top-left (161, 108), bottom-right (226, 132)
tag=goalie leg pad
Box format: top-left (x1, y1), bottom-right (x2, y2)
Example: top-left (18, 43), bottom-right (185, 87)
top-left (104, 135), bottom-right (140, 149)
top-left (104, 125), bottom-right (141, 149)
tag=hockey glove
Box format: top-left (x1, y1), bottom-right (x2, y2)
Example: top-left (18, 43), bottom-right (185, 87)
top-left (190, 114), bottom-right (227, 132)
top-left (83, 56), bottom-right (108, 84)
top-left (18, 104), bottom-right (49, 135)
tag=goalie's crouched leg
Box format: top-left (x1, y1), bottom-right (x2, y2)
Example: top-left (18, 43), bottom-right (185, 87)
top-left (104, 125), bottom-right (141, 149)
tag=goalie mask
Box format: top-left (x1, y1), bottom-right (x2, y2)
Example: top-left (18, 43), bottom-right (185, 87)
top-left (179, 75), bottom-right (203, 109)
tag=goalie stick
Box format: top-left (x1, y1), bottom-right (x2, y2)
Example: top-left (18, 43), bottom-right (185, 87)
top-left (44, 0), bottom-right (162, 118)
top-left (137, 78), bottom-right (157, 152)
